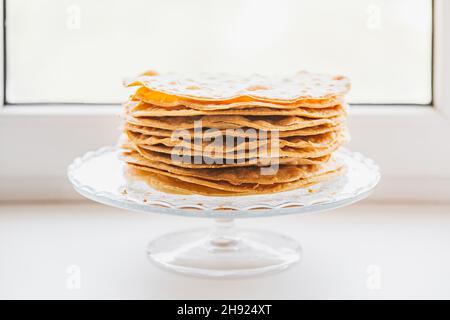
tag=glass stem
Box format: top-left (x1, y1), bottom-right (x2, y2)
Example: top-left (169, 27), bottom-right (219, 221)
top-left (208, 218), bottom-right (238, 250)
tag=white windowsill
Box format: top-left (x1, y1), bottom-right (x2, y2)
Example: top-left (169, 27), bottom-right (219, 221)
top-left (1, 201), bottom-right (449, 299)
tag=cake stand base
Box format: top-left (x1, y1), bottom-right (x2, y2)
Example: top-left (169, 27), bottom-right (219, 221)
top-left (69, 147), bottom-right (380, 278)
top-left (147, 218), bottom-right (301, 278)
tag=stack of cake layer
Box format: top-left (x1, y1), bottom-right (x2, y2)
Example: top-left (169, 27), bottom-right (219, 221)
top-left (121, 71), bottom-right (350, 196)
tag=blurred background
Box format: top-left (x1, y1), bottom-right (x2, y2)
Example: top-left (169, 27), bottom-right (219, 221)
top-left (7, 0), bottom-right (431, 104)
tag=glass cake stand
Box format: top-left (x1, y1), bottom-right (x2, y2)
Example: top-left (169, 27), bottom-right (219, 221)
top-left (68, 146), bottom-right (380, 278)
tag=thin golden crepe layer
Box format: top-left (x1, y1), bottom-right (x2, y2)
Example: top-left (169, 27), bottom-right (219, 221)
top-left (126, 161), bottom-right (345, 195)
top-left (127, 131), bottom-right (344, 160)
top-left (122, 151), bottom-right (327, 185)
top-left (126, 164), bottom-right (342, 196)
top-left (125, 129), bottom-right (340, 152)
top-left (121, 70), bottom-right (350, 196)
top-left (126, 71), bottom-right (350, 105)
top-left (125, 122), bottom-right (343, 138)
top-left (126, 115), bottom-right (344, 131)
top-left (131, 87), bottom-right (347, 109)
top-left (123, 143), bottom-right (332, 168)
top-left (125, 167), bottom-right (237, 196)
top-left (126, 100), bottom-right (347, 118)
top-left (131, 88), bottom-right (345, 109)
top-left (137, 142), bottom-right (340, 160)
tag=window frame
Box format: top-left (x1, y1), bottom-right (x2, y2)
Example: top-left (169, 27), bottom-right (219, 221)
top-left (0, 0), bottom-right (449, 201)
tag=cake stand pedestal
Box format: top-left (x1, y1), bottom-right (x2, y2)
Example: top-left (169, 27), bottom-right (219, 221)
top-left (68, 147), bottom-right (379, 278)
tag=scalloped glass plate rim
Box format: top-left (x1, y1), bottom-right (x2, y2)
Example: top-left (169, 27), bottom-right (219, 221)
top-left (68, 146), bottom-right (380, 218)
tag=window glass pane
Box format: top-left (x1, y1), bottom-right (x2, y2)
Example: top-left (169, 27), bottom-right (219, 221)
top-left (6, 0), bottom-right (432, 104)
